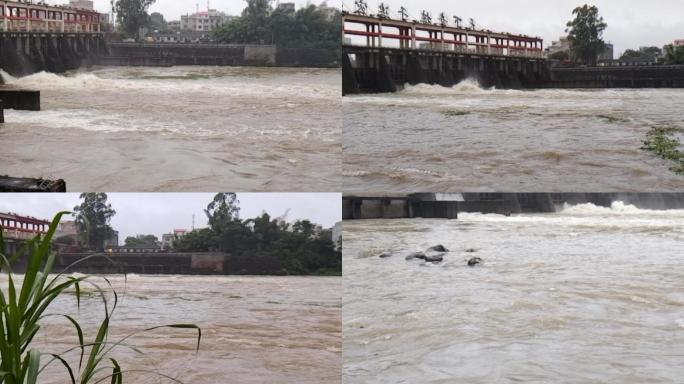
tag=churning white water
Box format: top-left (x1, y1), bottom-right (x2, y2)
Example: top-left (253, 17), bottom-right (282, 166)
top-left (343, 203), bottom-right (684, 383)
top-left (0, 66), bottom-right (341, 191)
top-left (343, 81), bottom-right (684, 192)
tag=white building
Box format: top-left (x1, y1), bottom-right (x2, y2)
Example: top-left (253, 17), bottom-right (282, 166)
top-left (68, 0), bottom-right (94, 10)
top-left (181, 9), bottom-right (234, 32)
top-left (544, 36), bottom-right (571, 57)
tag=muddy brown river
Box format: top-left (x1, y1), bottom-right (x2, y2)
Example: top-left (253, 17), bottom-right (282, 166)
top-left (9, 275), bottom-right (341, 384)
top-left (0, 66), bottom-right (341, 192)
top-left (343, 203), bottom-right (684, 383)
top-left (343, 82), bottom-right (684, 192)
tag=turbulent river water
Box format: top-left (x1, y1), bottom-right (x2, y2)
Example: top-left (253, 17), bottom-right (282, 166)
top-left (343, 203), bottom-right (684, 383)
top-left (7, 275), bottom-right (341, 384)
top-left (0, 66), bottom-right (341, 191)
top-left (343, 81), bottom-right (684, 192)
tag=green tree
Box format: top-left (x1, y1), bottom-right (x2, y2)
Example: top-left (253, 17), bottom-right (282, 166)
top-left (213, 1), bottom-right (341, 58)
top-left (115, 0), bottom-right (156, 38)
top-left (548, 50), bottom-right (570, 61)
top-left (620, 46), bottom-right (662, 62)
top-left (173, 195), bottom-right (341, 275)
top-left (174, 228), bottom-right (216, 252)
top-left (565, 5), bottom-right (607, 66)
top-left (149, 11), bottom-right (167, 32)
top-left (664, 44), bottom-right (684, 64)
top-left (73, 193), bottom-right (116, 251)
top-left (124, 234), bottom-right (159, 247)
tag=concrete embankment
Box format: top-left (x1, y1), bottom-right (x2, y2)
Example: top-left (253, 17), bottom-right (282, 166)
top-left (343, 193), bottom-right (684, 219)
top-left (545, 66), bottom-right (684, 88)
top-left (104, 43), bottom-right (339, 68)
top-left (8, 252), bottom-right (290, 276)
top-left (342, 46), bottom-right (684, 93)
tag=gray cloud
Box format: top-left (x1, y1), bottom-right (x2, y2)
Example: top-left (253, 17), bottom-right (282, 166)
top-left (0, 193), bottom-right (341, 242)
top-left (342, 0), bottom-right (684, 55)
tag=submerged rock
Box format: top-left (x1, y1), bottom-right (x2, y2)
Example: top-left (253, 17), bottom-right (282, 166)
top-left (468, 257), bottom-right (483, 267)
top-left (427, 245), bottom-right (449, 253)
top-left (378, 252), bottom-right (393, 259)
top-left (425, 253), bottom-right (445, 263)
top-left (465, 248), bottom-right (477, 253)
top-left (405, 252), bottom-right (426, 261)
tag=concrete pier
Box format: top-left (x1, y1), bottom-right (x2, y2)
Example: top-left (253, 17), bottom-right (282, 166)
top-left (0, 87), bottom-right (40, 110)
top-left (0, 176), bottom-right (66, 192)
top-left (0, 32), bottom-right (105, 76)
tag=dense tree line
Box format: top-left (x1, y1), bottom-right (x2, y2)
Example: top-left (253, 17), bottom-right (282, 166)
top-left (212, 0), bottom-right (341, 56)
top-left (174, 193), bottom-right (341, 276)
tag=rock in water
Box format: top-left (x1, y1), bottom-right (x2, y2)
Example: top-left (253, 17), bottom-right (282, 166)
top-left (379, 252), bottom-right (393, 259)
top-left (425, 253), bottom-right (445, 263)
top-left (405, 252), bottom-right (426, 261)
top-left (468, 257), bottom-right (483, 267)
top-left (465, 248), bottom-right (477, 253)
top-left (427, 245), bottom-right (449, 253)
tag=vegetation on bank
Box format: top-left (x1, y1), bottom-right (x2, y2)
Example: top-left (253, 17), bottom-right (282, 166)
top-left (642, 126), bottom-right (684, 175)
top-left (212, 0), bottom-right (341, 57)
top-left (174, 193), bottom-right (342, 276)
top-left (0, 212), bottom-right (200, 384)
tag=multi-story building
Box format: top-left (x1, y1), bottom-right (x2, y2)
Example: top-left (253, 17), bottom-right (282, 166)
top-left (544, 36), bottom-right (571, 57)
top-left (181, 8), bottom-right (234, 32)
top-left (161, 229), bottom-right (188, 250)
top-left (598, 43), bottom-right (614, 61)
top-left (68, 0), bottom-right (94, 10)
top-left (0, 212), bottom-right (50, 254)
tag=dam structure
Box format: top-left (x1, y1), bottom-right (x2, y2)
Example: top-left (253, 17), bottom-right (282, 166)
top-left (342, 11), bottom-right (547, 94)
top-left (0, 0), bottom-right (105, 76)
top-left (343, 193), bottom-right (684, 220)
top-left (342, 11), bottom-right (684, 93)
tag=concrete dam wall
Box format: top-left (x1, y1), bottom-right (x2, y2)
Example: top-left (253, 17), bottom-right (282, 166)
top-left (8, 252), bottom-right (288, 276)
top-left (0, 32), bottom-right (105, 76)
top-left (343, 46), bottom-right (684, 93)
top-left (343, 46), bottom-right (548, 94)
top-left (545, 66), bottom-right (684, 88)
top-left (343, 193), bottom-right (684, 220)
top-left (104, 43), bottom-right (339, 68)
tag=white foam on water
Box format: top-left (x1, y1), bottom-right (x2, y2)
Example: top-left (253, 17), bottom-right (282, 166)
top-left (0, 68), bottom-right (338, 99)
top-left (560, 201), bottom-right (684, 216)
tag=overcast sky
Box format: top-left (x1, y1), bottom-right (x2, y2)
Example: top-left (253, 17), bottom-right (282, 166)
top-left (341, 0), bottom-right (684, 55)
top-left (0, 193), bottom-right (341, 242)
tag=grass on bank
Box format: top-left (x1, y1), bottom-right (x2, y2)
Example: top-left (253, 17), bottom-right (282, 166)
top-left (641, 126), bottom-right (684, 175)
top-left (0, 212), bottom-right (201, 384)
